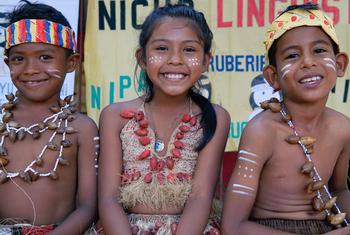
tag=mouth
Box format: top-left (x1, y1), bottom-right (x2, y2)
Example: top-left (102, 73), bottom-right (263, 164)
top-left (299, 76), bottom-right (323, 86)
top-left (21, 78), bottom-right (50, 88)
top-left (163, 73), bottom-right (187, 81)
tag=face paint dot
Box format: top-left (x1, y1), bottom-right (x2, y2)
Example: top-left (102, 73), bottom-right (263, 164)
top-left (244, 174), bottom-right (247, 178)
top-left (250, 169), bottom-right (253, 172)
top-left (238, 165), bottom-right (241, 168)
top-left (249, 175), bottom-right (253, 178)
top-left (238, 172), bottom-right (241, 175)
top-left (245, 167), bottom-right (248, 170)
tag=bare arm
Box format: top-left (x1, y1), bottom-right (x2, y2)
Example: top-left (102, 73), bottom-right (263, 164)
top-left (175, 106), bottom-right (230, 235)
top-left (221, 117), bottom-right (294, 235)
top-left (98, 105), bottom-right (132, 235)
top-left (49, 116), bottom-right (98, 235)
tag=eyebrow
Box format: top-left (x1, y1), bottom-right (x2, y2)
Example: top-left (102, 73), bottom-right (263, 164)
top-left (150, 38), bottom-right (202, 45)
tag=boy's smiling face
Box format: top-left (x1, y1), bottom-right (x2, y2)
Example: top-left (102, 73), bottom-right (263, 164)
top-left (264, 26), bottom-right (348, 104)
top-left (5, 43), bottom-right (78, 103)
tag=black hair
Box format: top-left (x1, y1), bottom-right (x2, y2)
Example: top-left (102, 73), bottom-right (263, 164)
top-left (268, 2), bottom-right (339, 67)
top-left (5, 0), bottom-right (74, 56)
top-left (137, 4), bottom-right (216, 151)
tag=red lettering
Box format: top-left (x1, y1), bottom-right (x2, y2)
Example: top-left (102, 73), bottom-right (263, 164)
top-left (322, 0), bottom-right (339, 24)
top-left (217, 0), bottom-right (232, 27)
top-left (237, 0), bottom-right (243, 27)
top-left (247, 0), bottom-right (265, 27)
top-left (269, 0), bottom-right (287, 24)
top-left (303, 0), bottom-right (318, 3)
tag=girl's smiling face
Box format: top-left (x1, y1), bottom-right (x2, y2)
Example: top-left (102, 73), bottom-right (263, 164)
top-left (138, 17), bottom-right (210, 98)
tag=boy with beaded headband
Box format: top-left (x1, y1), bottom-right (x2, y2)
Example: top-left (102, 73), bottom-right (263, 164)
top-left (0, 1), bottom-right (98, 234)
top-left (222, 3), bottom-right (350, 235)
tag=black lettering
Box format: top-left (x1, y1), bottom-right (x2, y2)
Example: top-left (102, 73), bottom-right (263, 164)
top-left (343, 79), bottom-right (349, 103)
top-left (98, 1), bottom-right (116, 30)
top-left (132, 0), bottom-right (148, 30)
top-left (120, 0), bottom-right (126, 30)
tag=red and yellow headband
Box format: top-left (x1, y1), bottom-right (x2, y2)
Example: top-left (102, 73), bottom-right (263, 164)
top-left (264, 8), bottom-right (338, 65)
top-left (5, 19), bottom-right (77, 54)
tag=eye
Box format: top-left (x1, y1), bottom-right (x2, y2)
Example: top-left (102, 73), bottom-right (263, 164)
top-left (10, 56), bottom-right (24, 62)
top-left (184, 47), bottom-right (196, 53)
top-left (155, 46), bottom-right (167, 51)
top-left (39, 55), bottom-right (53, 61)
top-left (314, 48), bottom-right (327, 54)
top-left (285, 53), bottom-right (299, 60)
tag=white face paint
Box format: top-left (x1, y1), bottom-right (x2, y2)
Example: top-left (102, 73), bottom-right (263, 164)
top-left (323, 58), bottom-right (336, 71)
top-left (187, 58), bottom-right (201, 66)
top-left (148, 56), bottom-right (162, 64)
top-left (280, 64), bottom-right (291, 80)
top-left (46, 69), bottom-right (63, 79)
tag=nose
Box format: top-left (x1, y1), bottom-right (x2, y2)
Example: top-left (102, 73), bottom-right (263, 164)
top-left (300, 52), bottom-right (316, 69)
top-left (23, 58), bottom-right (40, 75)
top-left (167, 50), bottom-right (183, 65)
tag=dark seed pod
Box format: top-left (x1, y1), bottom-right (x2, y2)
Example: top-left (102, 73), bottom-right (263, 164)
top-left (47, 141), bottom-right (59, 151)
top-left (0, 157), bottom-right (9, 166)
top-left (0, 146), bottom-right (8, 156)
top-left (5, 93), bottom-right (15, 102)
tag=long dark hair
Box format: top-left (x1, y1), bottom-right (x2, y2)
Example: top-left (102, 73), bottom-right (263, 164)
top-left (137, 4), bottom-right (216, 151)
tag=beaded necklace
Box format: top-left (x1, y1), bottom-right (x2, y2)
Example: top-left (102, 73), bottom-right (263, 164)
top-left (0, 93), bottom-right (78, 184)
top-left (261, 98), bottom-right (349, 227)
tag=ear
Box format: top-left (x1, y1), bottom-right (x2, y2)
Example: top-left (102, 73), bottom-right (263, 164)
top-left (135, 48), bottom-right (146, 70)
top-left (202, 52), bottom-right (211, 73)
top-left (66, 53), bottom-right (80, 73)
top-left (335, 52), bottom-right (348, 77)
top-left (263, 65), bottom-right (280, 91)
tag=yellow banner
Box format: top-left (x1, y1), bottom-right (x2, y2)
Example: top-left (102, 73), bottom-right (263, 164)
top-left (85, 0), bottom-right (350, 151)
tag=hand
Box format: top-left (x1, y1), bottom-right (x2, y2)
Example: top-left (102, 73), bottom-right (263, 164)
top-left (324, 226), bottom-right (350, 235)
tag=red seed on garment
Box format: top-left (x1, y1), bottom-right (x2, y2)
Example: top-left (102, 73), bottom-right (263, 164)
top-left (157, 172), bottom-right (165, 184)
top-left (143, 172), bottom-right (153, 183)
top-left (137, 149), bottom-right (150, 160)
top-left (131, 225), bottom-right (139, 235)
top-left (150, 157), bottom-right (158, 171)
top-left (171, 223), bottom-right (177, 235)
top-left (171, 148), bottom-right (181, 158)
top-left (209, 227), bottom-right (220, 235)
top-left (134, 129), bottom-right (148, 136)
top-left (139, 119), bottom-right (149, 129)
top-left (166, 158), bottom-right (174, 170)
top-left (182, 114), bottom-right (191, 123)
top-left (135, 111), bottom-right (144, 121)
top-left (120, 110), bottom-right (135, 119)
top-left (139, 136), bottom-right (151, 146)
top-left (174, 140), bottom-right (184, 149)
top-left (179, 125), bottom-right (190, 133)
top-left (157, 160), bottom-right (165, 171)
top-left (176, 172), bottom-right (184, 181)
top-left (167, 173), bottom-right (176, 183)
top-left (175, 132), bottom-right (184, 139)
top-left (132, 171), bottom-right (141, 181)
top-left (155, 221), bottom-right (163, 230)
top-left (189, 116), bottom-right (197, 126)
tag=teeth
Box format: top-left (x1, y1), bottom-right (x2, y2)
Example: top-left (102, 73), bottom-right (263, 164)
top-left (300, 76), bottom-right (322, 84)
top-left (164, 73), bottom-right (184, 80)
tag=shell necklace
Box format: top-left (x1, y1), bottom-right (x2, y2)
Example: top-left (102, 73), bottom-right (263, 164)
top-left (261, 98), bottom-right (349, 227)
top-left (0, 93), bottom-right (78, 184)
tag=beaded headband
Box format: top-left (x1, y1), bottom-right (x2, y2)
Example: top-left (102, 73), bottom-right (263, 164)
top-left (264, 8), bottom-right (339, 65)
top-left (5, 19), bottom-right (77, 54)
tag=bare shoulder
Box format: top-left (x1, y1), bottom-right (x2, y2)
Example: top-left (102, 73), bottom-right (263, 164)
top-left (325, 108), bottom-right (350, 137)
top-left (212, 103), bottom-right (231, 125)
top-left (243, 110), bottom-right (279, 138)
top-left (100, 98), bottom-right (144, 118)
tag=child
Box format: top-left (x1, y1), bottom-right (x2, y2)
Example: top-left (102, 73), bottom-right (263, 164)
top-left (0, 1), bottom-right (98, 234)
top-left (222, 3), bottom-right (350, 235)
top-left (98, 4), bottom-right (230, 234)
